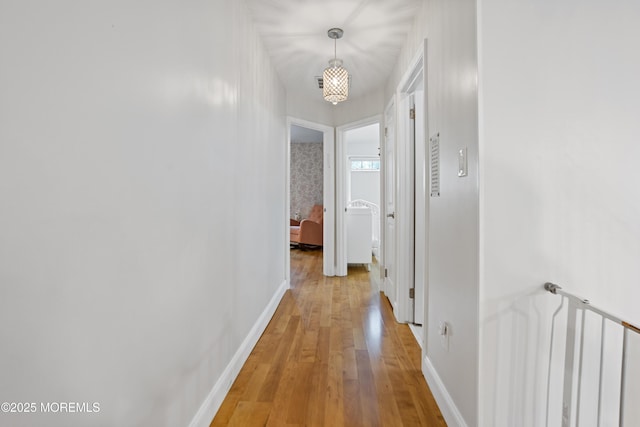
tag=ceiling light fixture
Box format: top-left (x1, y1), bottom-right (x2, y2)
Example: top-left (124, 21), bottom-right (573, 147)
top-left (323, 28), bottom-right (349, 105)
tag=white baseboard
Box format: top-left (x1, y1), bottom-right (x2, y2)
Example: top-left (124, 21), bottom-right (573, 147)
top-left (408, 324), bottom-right (423, 349)
top-left (189, 279), bottom-right (288, 427)
top-left (423, 356), bottom-right (468, 427)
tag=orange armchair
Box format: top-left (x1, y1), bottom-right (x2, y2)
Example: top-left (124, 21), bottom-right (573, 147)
top-left (290, 205), bottom-right (323, 247)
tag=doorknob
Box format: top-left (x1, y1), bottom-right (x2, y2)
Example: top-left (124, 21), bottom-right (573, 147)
top-left (387, 212), bottom-right (395, 219)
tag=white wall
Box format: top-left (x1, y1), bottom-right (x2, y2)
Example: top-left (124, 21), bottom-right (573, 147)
top-left (290, 142), bottom-right (324, 218)
top-left (386, 1), bottom-right (480, 425)
top-left (385, 2), bottom-right (429, 102)
top-left (333, 90), bottom-right (386, 127)
top-left (478, 0), bottom-right (640, 426)
top-left (424, 0), bottom-right (479, 425)
top-left (346, 124), bottom-right (381, 157)
top-left (287, 91), bottom-right (334, 127)
top-left (0, 1), bottom-right (286, 427)
top-left (347, 142), bottom-right (378, 157)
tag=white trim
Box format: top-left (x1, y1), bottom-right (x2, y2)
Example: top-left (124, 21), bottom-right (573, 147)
top-left (285, 122), bottom-right (292, 282)
top-left (336, 125), bottom-right (347, 277)
top-left (420, 39), bottom-right (431, 371)
top-left (394, 92), bottom-right (414, 323)
top-left (423, 356), bottom-right (469, 427)
top-left (287, 117), bottom-right (336, 277)
top-left (324, 127), bottom-right (336, 276)
top-left (381, 98), bottom-right (395, 296)
top-left (189, 279), bottom-right (288, 427)
top-left (402, 42), bottom-right (426, 93)
top-left (477, 3), bottom-right (487, 423)
top-left (336, 115), bottom-right (383, 277)
top-left (394, 44), bottom-right (424, 323)
top-left (409, 323), bottom-right (423, 349)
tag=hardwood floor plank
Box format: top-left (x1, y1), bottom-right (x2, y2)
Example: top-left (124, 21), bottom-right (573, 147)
top-left (343, 378), bottom-right (363, 427)
top-left (225, 401), bottom-right (271, 427)
top-left (263, 366), bottom-right (296, 427)
top-left (241, 363), bottom-right (271, 402)
top-left (299, 329), bottom-right (319, 363)
top-left (384, 355), bottom-right (422, 426)
top-left (257, 315), bottom-right (300, 402)
top-left (355, 349), bottom-right (381, 427)
top-left (305, 354), bottom-right (328, 427)
top-left (210, 248), bottom-right (447, 427)
top-left (342, 347), bottom-right (358, 381)
top-left (353, 326), bottom-right (367, 351)
top-left (324, 351), bottom-right (345, 426)
top-left (285, 361), bottom-right (314, 424)
top-left (367, 350), bottom-right (403, 427)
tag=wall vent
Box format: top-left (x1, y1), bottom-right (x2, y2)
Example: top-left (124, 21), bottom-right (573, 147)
top-left (430, 133), bottom-right (440, 197)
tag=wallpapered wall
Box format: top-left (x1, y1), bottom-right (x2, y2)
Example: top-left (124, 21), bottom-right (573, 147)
top-left (290, 142), bottom-right (323, 219)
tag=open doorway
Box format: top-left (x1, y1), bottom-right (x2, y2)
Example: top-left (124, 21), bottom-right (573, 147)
top-left (336, 117), bottom-right (382, 277)
top-left (290, 125), bottom-right (324, 253)
top-left (286, 118), bottom-right (335, 279)
top-left (346, 123), bottom-right (381, 267)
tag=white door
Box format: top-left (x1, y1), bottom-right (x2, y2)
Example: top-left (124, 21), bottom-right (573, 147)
top-left (403, 89), bottom-right (426, 326)
top-left (383, 107), bottom-right (397, 310)
top-left (413, 90), bottom-right (425, 325)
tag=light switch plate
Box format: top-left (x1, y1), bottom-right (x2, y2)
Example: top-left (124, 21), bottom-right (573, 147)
top-left (458, 147), bottom-right (468, 177)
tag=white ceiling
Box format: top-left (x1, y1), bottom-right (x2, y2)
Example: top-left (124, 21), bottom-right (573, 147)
top-left (345, 122), bottom-right (379, 145)
top-left (245, 0), bottom-right (422, 103)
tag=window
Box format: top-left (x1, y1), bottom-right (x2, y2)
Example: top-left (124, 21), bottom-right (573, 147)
top-left (350, 158), bottom-right (380, 171)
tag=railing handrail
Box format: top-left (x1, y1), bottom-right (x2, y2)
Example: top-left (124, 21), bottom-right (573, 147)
top-left (544, 282), bottom-right (640, 335)
top-left (545, 281), bottom-right (638, 426)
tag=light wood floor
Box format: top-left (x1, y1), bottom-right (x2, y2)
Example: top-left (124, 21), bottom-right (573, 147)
top-left (210, 248), bottom-right (447, 427)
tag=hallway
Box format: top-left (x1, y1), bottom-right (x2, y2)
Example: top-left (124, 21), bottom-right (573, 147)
top-left (211, 249), bottom-right (446, 426)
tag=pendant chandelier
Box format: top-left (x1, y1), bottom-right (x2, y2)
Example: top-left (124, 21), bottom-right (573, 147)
top-left (323, 28), bottom-right (349, 105)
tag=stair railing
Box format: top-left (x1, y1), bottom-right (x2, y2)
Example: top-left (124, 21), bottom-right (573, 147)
top-left (545, 282), bottom-right (639, 427)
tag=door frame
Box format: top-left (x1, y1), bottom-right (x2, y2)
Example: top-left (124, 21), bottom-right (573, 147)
top-left (335, 115), bottom-right (383, 277)
top-left (286, 117), bottom-right (336, 278)
top-left (393, 40), bottom-right (428, 325)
